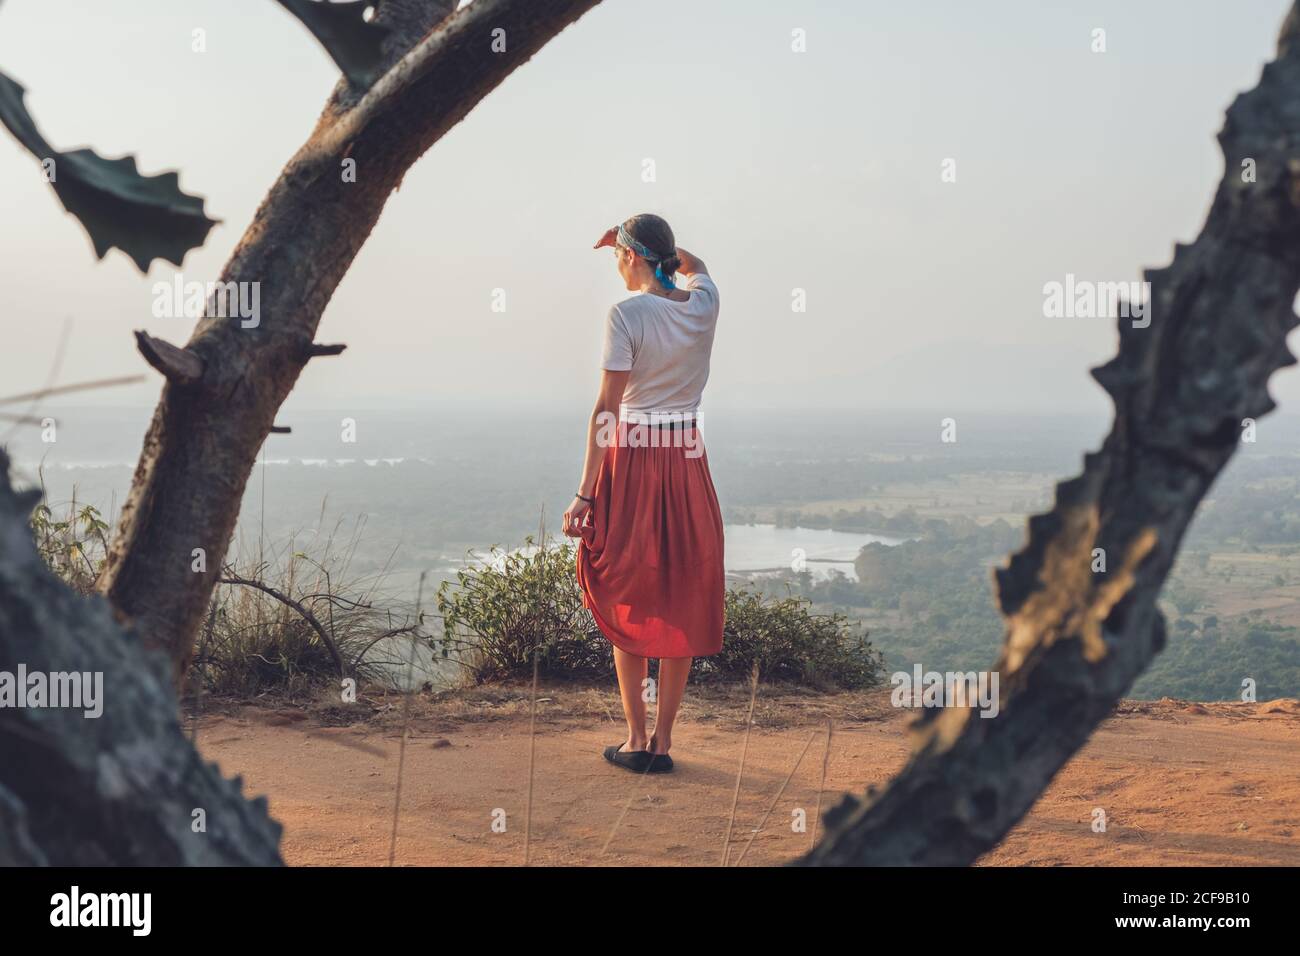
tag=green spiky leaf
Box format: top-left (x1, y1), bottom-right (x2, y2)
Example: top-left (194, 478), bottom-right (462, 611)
top-left (0, 71), bottom-right (217, 273)
top-left (275, 0), bottom-right (392, 88)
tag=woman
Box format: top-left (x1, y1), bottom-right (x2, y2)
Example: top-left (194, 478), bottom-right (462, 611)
top-left (562, 213), bottom-right (725, 775)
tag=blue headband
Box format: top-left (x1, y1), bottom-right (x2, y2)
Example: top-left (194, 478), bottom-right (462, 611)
top-left (616, 224), bottom-right (676, 290)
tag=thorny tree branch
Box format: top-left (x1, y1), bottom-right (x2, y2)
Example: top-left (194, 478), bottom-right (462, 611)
top-left (0, 452), bottom-right (283, 865)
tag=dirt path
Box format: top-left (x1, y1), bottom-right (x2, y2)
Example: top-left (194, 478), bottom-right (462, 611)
top-left (197, 691), bottom-right (1300, 866)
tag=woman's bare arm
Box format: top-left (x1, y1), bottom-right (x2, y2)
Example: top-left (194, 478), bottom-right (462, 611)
top-left (578, 369), bottom-right (629, 496)
top-left (564, 368), bottom-right (630, 536)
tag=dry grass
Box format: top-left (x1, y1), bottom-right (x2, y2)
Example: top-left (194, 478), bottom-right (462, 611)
top-left (32, 492), bottom-right (434, 702)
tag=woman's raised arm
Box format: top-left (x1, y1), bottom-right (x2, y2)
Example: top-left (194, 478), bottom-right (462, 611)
top-left (673, 246), bottom-right (707, 276)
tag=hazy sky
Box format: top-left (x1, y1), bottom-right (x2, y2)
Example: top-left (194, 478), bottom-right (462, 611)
top-left (2, 0), bottom-right (1298, 421)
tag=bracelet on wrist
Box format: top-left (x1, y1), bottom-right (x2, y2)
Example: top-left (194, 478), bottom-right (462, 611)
top-left (575, 492), bottom-right (594, 504)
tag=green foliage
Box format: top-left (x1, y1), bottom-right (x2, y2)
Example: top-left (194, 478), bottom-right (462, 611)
top-left (0, 71), bottom-right (216, 272)
top-left (275, 0), bottom-right (392, 87)
top-left (748, 511), bottom-right (1300, 701)
top-left (31, 499), bottom-right (110, 595)
top-left (773, 505), bottom-right (923, 536)
top-left (1184, 475), bottom-right (1300, 547)
top-left (436, 538), bottom-right (608, 683)
top-left (706, 590), bottom-right (882, 689)
top-left (1132, 620), bottom-right (1300, 700)
top-left (837, 518), bottom-right (1019, 673)
top-left (1166, 582), bottom-right (1207, 616)
top-left (437, 538), bottom-right (883, 689)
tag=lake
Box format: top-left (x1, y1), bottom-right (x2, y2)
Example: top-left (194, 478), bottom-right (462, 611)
top-left (722, 524), bottom-right (903, 581)
top-left (428, 523), bottom-right (903, 583)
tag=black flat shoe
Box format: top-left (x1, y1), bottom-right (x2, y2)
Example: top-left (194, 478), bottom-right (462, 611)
top-left (646, 753), bottom-right (674, 774)
top-left (603, 744), bottom-right (653, 773)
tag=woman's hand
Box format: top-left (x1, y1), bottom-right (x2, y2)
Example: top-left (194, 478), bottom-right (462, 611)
top-left (563, 495), bottom-right (593, 537)
top-left (593, 226), bottom-right (617, 250)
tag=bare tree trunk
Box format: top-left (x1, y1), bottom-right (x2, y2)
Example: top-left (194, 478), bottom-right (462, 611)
top-left (0, 452), bottom-right (282, 865)
top-left (804, 4), bottom-right (1300, 866)
top-left (96, 0), bottom-right (604, 684)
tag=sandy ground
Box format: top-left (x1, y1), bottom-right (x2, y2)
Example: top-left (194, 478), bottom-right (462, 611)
top-left (196, 688), bottom-right (1300, 866)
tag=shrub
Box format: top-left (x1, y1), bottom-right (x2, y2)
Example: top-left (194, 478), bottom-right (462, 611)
top-left (196, 530), bottom-right (426, 697)
top-left (31, 497), bottom-right (884, 694)
top-left (31, 498), bottom-right (110, 595)
top-left (198, 582), bottom-right (347, 697)
top-left (436, 538), bottom-right (884, 689)
top-left (30, 495), bottom-right (424, 696)
top-left (436, 537), bottom-right (610, 682)
top-left (705, 590), bottom-right (882, 689)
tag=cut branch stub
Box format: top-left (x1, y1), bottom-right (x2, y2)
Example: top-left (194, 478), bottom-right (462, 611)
top-left (306, 342), bottom-right (348, 358)
top-left (135, 330), bottom-right (204, 386)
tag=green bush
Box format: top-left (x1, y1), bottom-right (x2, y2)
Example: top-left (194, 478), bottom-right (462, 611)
top-left (436, 537), bottom-right (609, 682)
top-left (31, 498), bottom-right (110, 595)
top-left (704, 590), bottom-right (882, 689)
top-left (436, 538), bottom-right (884, 689)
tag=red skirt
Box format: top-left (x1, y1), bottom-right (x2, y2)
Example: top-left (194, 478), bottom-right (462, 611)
top-left (577, 422), bottom-right (725, 659)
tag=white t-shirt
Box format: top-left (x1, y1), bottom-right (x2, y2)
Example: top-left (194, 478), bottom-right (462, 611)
top-left (600, 272), bottom-right (720, 419)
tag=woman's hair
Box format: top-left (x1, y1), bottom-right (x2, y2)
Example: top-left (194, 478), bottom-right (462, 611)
top-left (621, 213), bottom-right (681, 278)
